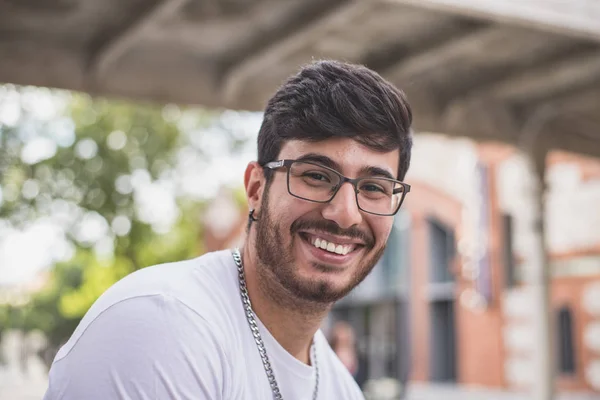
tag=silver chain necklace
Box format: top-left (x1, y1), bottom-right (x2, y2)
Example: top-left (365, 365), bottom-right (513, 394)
top-left (232, 249), bottom-right (319, 400)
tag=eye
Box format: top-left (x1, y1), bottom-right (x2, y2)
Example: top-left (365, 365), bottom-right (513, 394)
top-left (303, 171), bottom-right (331, 182)
top-left (359, 179), bottom-right (394, 197)
top-left (361, 183), bottom-right (386, 193)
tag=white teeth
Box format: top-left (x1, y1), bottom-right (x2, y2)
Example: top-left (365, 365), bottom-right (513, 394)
top-left (311, 237), bottom-right (353, 255)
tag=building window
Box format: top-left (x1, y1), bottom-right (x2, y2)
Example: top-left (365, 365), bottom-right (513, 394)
top-left (502, 214), bottom-right (516, 288)
top-left (557, 306), bottom-right (576, 374)
top-left (427, 218), bottom-right (455, 283)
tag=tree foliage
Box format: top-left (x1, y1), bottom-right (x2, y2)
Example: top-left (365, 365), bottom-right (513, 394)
top-left (0, 87), bottom-right (250, 364)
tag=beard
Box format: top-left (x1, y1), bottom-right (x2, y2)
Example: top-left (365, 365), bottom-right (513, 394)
top-left (254, 192), bottom-right (387, 304)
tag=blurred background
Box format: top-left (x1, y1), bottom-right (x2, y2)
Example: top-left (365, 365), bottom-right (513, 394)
top-left (1, 1), bottom-right (600, 400)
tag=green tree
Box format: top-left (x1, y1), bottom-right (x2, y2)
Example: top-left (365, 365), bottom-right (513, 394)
top-left (0, 87), bottom-right (251, 365)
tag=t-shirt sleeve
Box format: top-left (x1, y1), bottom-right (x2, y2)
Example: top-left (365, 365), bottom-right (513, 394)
top-left (43, 294), bottom-right (231, 400)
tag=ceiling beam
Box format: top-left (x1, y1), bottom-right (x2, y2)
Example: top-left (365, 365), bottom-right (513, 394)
top-left (484, 51), bottom-right (600, 105)
top-left (545, 117), bottom-right (600, 159)
top-left (86, 0), bottom-right (188, 84)
top-left (384, 25), bottom-right (572, 89)
top-left (0, 40), bottom-right (84, 91)
top-left (442, 97), bottom-right (520, 142)
top-left (361, 13), bottom-right (484, 72)
top-left (383, 26), bottom-right (525, 85)
top-left (221, 1), bottom-right (371, 105)
top-left (537, 87), bottom-right (600, 116)
top-left (384, 0), bottom-right (600, 43)
top-left (144, 0), bottom-right (338, 58)
top-left (431, 96), bottom-right (600, 160)
top-left (215, 0), bottom-right (349, 77)
top-left (441, 92), bottom-right (600, 160)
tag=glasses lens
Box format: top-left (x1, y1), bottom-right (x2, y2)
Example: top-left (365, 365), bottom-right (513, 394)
top-left (357, 178), bottom-right (404, 215)
top-left (288, 161), bottom-right (340, 202)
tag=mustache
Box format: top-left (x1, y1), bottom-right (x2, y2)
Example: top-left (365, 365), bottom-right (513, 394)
top-left (290, 219), bottom-right (375, 248)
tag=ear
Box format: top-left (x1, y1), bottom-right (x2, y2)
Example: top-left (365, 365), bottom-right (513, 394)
top-left (244, 161), bottom-right (265, 212)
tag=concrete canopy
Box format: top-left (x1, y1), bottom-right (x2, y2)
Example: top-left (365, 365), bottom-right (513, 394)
top-left (1, 0), bottom-right (599, 157)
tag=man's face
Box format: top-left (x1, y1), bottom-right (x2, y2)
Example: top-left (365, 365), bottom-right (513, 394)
top-left (249, 137), bottom-right (400, 304)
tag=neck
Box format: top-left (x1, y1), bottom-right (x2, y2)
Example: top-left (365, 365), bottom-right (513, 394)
top-left (240, 245), bottom-right (330, 365)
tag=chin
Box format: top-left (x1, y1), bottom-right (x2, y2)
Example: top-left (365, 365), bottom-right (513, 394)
top-left (289, 275), bottom-right (357, 304)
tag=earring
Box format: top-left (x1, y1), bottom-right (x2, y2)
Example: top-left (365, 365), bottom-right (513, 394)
top-left (249, 209), bottom-right (258, 222)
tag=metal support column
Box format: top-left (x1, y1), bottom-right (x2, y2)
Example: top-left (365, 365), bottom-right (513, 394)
top-left (520, 106), bottom-right (555, 400)
top-left (526, 150), bottom-right (554, 400)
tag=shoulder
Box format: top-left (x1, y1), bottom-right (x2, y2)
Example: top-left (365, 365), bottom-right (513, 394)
top-left (54, 249), bottom-right (238, 363)
top-left (104, 249), bottom-right (237, 301)
top-left (46, 293), bottom-right (234, 399)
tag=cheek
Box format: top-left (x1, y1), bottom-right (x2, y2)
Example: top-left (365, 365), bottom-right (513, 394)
top-left (271, 187), bottom-right (314, 216)
top-left (372, 220), bottom-right (394, 243)
top-left (266, 191), bottom-right (304, 228)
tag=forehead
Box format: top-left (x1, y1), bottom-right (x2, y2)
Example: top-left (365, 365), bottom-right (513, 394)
top-left (278, 138), bottom-right (400, 178)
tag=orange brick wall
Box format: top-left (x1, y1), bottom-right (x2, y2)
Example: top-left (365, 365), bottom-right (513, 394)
top-left (404, 180), bottom-right (505, 386)
top-left (405, 143), bottom-right (600, 391)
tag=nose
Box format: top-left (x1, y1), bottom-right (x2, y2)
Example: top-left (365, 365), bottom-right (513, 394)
top-left (320, 182), bottom-right (363, 229)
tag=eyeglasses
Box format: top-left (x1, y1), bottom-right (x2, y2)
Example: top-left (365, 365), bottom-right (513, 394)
top-left (263, 159), bottom-right (410, 216)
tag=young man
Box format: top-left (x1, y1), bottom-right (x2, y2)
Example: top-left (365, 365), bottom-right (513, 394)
top-left (43, 60), bottom-right (413, 399)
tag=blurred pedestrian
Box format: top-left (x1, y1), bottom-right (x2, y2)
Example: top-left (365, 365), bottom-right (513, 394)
top-left (330, 320), bottom-right (359, 378)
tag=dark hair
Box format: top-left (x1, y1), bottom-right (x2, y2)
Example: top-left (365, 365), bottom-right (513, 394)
top-left (257, 60), bottom-right (413, 181)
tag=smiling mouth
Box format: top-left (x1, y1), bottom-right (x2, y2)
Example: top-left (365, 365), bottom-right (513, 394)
top-left (299, 233), bottom-right (362, 256)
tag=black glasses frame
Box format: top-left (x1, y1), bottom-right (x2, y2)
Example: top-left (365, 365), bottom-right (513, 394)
top-left (263, 159), bottom-right (411, 216)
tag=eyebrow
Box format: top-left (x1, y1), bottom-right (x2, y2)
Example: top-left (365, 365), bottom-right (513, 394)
top-left (360, 166), bottom-right (395, 180)
top-left (295, 153), bottom-right (396, 180)
top-left (296, 153), bottom-right (339, 169)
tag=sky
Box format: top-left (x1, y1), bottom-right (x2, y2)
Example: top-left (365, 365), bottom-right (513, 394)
top-left (0, 87), bottom-right (262, 286)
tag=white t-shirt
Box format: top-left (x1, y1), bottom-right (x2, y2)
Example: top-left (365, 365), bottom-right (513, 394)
top-left (43, 250), bottom-right (365, 400)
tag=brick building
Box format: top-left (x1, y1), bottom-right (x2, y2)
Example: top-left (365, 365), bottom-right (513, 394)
top-left (201, 134), bottom-right (600, 395)
top-left (329, 134), bottom-right (600, 395)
